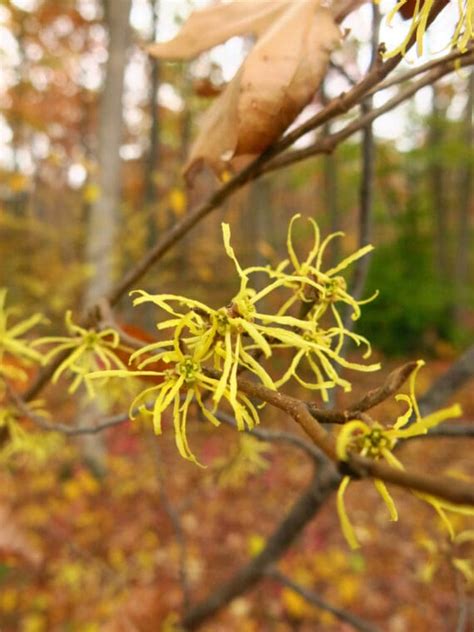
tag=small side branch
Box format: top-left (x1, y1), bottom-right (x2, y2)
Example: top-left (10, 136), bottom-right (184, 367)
top-left (7, 384), bottom-right (130, 435)
top-left (232, 375), bottom-right (474, 507)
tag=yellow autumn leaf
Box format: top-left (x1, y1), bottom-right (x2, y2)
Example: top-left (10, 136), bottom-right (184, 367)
top-left (247, 533), bottom-right (265, 557)
top-left (0, 588), bottom-right (18, 613)
top-left (9, 172), bottom-right (28, 193)
top-left (282, 587), bottom-right (316, 619)
top-left (169, 187), bottom-right (187, 216)
top-left (83, 183), bottom-right (100, 203)
top-left (21, 613), bottom-right (46, 632)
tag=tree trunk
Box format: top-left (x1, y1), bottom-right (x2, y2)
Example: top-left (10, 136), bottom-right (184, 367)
top-left (429, 84), bottom-right (449, 282)
top-left (81, 0), bottom-right (132, 471)
top-left (84, 0), bottom-right (132, 306)
top-left (454, 71), bottom-right (473, 326)
top-left (144, 0), bottom-right (161, 207)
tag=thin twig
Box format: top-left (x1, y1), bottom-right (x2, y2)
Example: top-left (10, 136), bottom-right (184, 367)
top-left (410, 423), bottom-right (474, 439)
top-left (347, 361), bottom-right (418, 415)
top-left (7, 383), bottom-right (130, 435)
top-left (329, 59), bottom-right (359, 86)
top-left (263, 54), bottom-right (474, 174)
top-left (367, 45), bottom-right (474, 96)
top-left (214, 409), bottom-right (325, 464)
top-left (267, 568), bottom-right (381, 632)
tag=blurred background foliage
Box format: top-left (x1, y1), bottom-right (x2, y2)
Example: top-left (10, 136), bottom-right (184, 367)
top-left (0, 0), bottom-right (473, 629)
top-left (0, 0), bottom-right (472, 353)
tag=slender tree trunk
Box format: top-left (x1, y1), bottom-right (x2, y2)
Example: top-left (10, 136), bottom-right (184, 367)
top-left (429, 84), bottom-right (449, 282)
top-left (349, 3), bottom-right (380, 305)
top-left (81, 0), bottom-right (132, 470)
top-left (454, 71), bottom-right (473, 326)
top-left (320, 84), bottom-right (340, 267)
top-left (84, 0), bottom-right (132, 306)
top-left (144, 0), bottom-right (161, 207)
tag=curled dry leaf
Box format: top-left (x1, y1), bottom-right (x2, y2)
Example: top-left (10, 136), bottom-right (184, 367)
top-left (149, 0), bottom-right (341, 184)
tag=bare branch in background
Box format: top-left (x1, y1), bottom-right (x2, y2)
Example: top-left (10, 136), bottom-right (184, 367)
top-left (182, 465), bottom-right (340, 630)
top-left (410, 423), bottom-right (474, 438)
top-left (215, 409), bottom-right (325, 463)
top-left (419, 344), bottom-right (474, 415)
top-left (7, 384), bottom-right (130, 435)
top-left (348, 3), bottom-right (381, 309)
top-left (153, 443), bottom-right (191, 613)
top-left (267, 568), bottom-right (381, 632)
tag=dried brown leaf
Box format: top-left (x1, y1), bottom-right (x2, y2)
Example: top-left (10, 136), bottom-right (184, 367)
top-left (149, 0), bottom-right (341, 184)
top-left (148, 0), bottom-right (290, 60)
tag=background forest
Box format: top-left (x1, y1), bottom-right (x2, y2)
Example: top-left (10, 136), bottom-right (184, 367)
top-left (0, 0), bottom-right (473, 630)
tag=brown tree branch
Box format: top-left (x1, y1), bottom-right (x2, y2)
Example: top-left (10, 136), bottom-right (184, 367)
top-left (232, 374), bottom-right (474, 506)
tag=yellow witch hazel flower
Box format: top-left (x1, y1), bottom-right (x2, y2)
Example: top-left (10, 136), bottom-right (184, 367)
top-left (35, 311), bottom-right (128, 396)
top-left (243, 215), bottom-right (379, 395)
top-left (89, 216), bottom-right (380, 464)
top-left (385, 0), bottom-right (474, 58)
top-left (270, 214), bottom-right (377, 322)
top-left (336, 360), bottom-right (473, 549)
top-left (89, 314), bottom-right (259, 465)
top-left (131, 222), bottom-right (343, 406)
top-left (0, 288), bottom-right (45, 382)
top-left (274, 320), bottom-right (379, 401)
